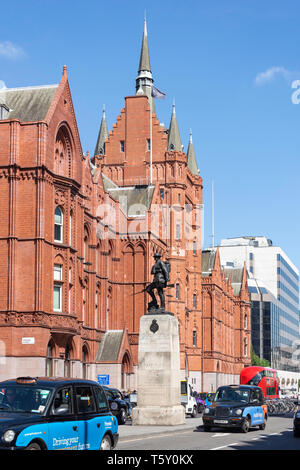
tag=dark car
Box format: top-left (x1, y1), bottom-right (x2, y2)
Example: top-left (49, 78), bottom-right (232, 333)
top-left (202, 385), bottom-right (268, 433)
top-left (0, 376), bottom-right (119, 450)
top-left (293, 408), bottom-right (300, 437)
top-left (103, 386), bottom-right (129, 425)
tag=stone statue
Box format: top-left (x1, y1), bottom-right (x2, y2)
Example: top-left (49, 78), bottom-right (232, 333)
top-left (146, 253), bottom-right (170, 312)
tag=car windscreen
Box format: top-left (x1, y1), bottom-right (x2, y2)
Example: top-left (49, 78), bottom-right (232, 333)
top-left (0, 385), bottom-right (52, 413)
top-left (214, 388), bottom-right (250, 403)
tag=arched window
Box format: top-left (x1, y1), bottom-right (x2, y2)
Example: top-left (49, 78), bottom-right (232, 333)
top-left (193, 330), bottom-right (197, 347)
top-left (244, 314), bottom-right (248, 329)
top-left (244, 338), bottom-right (248, 357)
top-left (176, 283), bottom-right (180, 300)
top-left (68, 264), bottom-right (73, 314)
top-left (53, 263), bottom-right (63, 312)
top-left (121, 353), bottom-right (131, 390)
top-left (83, 226), bottom-right (90, 263)
top-left (54, 126), bottom-right (73, 178)
top-left (54, 206), bottom-right (63, 242)
top-left (95, 282), bottom-right (101, 329)
top-left (69, 210), bottom-right (73, 246)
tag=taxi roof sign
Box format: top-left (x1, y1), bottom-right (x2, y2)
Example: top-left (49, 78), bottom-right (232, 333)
top-left (16, 377), bottom-right (37, 385)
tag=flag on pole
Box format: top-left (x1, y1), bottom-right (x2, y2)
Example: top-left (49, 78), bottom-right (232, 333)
top-left (151, 85), bottom-right (166, 99)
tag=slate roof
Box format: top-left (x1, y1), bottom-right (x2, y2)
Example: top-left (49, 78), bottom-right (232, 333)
top-left (102, 174), bottom-right (155, 217)
top-left (96, 330), bottom-right (124, 362)
top-left (168, 103), bottom-right (182, 151)
top-left (94, 106), bottom-right (109, 156)
top-left (138, 18), bottom-right (151, 73)
top-left (187, 131), bottom-right (199, 175)
top-left (201, 249), bottom-right (217, 275)
top-left (224, 267), bottom-right (244, 295)
top-left (0, 84), bottom-right (58, 122)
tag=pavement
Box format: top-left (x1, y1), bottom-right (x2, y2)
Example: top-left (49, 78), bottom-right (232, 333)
top-left (118, 416), bottom-right (203, 441)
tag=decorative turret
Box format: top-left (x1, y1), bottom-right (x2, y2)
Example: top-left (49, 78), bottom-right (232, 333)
top-left (94, 105), bottom-right (109, 156)
top-left (136, 17), bottom-right (154, 109)
top-left (168, 102), bottom-right (182, 151)
top-left (186, 129), bottom-right (199, 175)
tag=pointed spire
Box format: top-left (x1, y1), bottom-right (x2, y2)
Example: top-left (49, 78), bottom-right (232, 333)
top-left (168, 101), bottom-right (182, 151)
top-left (136, 17), bottom-right (154, 108)
top-left (138, 17), bottom-right (151, 73)
top-left (94, 105), bottom-right (109, 156)
top-left (186, 129), bottom-right (199, 175)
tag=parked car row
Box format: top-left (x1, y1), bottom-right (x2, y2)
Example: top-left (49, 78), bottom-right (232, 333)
top-left (102, 386), bottom-right (130, 425)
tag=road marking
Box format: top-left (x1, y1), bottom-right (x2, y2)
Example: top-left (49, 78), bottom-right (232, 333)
top-left (119, 429), bottom-right (193, 444)
top-left (210, 442), bottom-right (239, 450)
top-left (212, 433), bottom-right (230, 437)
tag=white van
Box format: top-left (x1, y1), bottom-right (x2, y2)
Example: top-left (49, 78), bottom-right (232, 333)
top-left (180, 380), bottom-right (197, 417)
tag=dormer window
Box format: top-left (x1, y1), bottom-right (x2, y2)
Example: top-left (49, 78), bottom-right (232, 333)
top-left (0, 104), bottom-right (9, 120)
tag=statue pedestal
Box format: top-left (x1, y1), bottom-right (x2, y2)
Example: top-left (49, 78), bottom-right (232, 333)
top-left (132, 312), bottom-right (185, 426)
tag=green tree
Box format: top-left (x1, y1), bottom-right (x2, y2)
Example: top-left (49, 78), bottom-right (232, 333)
top-left (250, 346), bottom-right (270, 367)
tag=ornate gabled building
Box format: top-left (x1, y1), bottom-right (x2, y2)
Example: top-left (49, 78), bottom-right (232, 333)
top-left (0, 20), bottom-right (250, 391)
top-left (201, 248), bottom-right (251, 391)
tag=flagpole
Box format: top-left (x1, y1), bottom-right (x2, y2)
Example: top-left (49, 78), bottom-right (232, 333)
top-left (150, 94), bottom-right (153, 185)
top-left (212, 179), bottom-right (215, 248)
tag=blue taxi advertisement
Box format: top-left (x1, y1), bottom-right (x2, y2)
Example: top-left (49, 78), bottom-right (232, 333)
top-left (202, 384), bottom-right (267, 433)
top-left (0, 377), bottom-right (119, 450)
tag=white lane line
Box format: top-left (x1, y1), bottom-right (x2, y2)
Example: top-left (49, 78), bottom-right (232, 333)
top-left (212, 433), bottom-right (230, 437)
top-left (120, 429), bottom-right (192, 444)
top-left (211, 443), bottom-right (239, 450)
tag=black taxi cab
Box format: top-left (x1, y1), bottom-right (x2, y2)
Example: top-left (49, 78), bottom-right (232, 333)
top-left (0, 376), bottom-right (119, 450)
top-left (202, 384), bottom-right (268, 433)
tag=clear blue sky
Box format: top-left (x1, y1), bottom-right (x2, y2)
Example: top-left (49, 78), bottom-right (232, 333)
top-left (1, 0), bottom-right (300, 272)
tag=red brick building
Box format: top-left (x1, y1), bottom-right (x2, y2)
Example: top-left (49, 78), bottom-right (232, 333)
top-left (0, 21), bottom-right (250, 390)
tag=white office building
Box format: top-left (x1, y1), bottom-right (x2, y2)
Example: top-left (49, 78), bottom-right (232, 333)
top-left (218, 236), bottom-right (300, 372)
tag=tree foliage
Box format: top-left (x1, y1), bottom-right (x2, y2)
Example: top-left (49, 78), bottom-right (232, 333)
top-left (250, 346), bottom-right (270, 367)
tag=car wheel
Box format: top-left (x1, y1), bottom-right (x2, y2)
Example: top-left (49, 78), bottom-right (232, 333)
top-left (241, 417), bottom-right (250, 433)
top-left (259, 418), bottom-right (266, 430)
top-left (26, 442), bottom-right (42, 450)
top-left (100, 434), bottom-right (112, 450)
top-left (118, 407), bottom-right (127, 425)
top-left (191, 406), bottom-right (197, 418)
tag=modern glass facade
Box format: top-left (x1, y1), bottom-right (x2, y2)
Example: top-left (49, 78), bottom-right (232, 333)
top-left (251, 293), bottom-right (300, 372)
top-left (219, 237), bottom-right (300, 372)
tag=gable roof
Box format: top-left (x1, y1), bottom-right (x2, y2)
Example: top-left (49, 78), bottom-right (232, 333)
top-left (202, 249), bottom-right (217, 275)
top-left (224, 267), bottom-right (244, 295)
top-left (0, 84), bottom-right (58, 122)
top-left (96, 330), bottom-right (124, 362)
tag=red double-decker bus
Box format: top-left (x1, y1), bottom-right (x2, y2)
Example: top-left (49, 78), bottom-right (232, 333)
top-left (240, 366), bottom-right (279, 399)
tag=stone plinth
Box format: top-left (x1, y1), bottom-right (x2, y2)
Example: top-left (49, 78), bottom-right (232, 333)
top-left (132, 312), bottom-right (185, 425)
